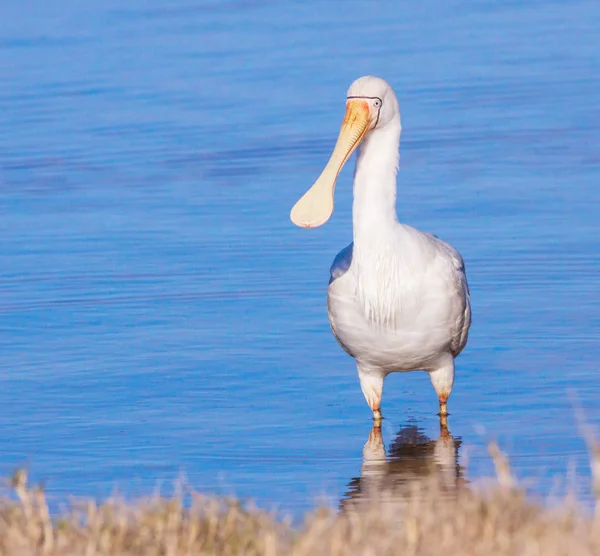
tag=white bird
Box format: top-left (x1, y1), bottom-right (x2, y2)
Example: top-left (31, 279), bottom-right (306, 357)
top-left (291, 76), bottom-right (471, 423)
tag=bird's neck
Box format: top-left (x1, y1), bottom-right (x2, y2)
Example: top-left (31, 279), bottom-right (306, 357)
top-left (352, 118), bottom-right (401, 249)
top-left (350, 118), bottom-right (403, 326)
top-left (352, 117), bottom-right (402, 325)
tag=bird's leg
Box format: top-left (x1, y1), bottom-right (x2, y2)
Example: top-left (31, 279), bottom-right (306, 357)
top-left (357, 366), bottom-right (385, 424)
top-left (428, 361), bottom-right (455, 421)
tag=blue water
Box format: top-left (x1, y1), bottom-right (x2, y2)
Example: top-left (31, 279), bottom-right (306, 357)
top-left (1, 0), bottom-right (599, 514)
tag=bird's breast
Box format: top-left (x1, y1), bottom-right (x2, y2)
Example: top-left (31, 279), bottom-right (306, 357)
top-left (327, 259), bottom-right (458, 371)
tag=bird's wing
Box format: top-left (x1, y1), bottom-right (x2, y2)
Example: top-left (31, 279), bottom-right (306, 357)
top-left (427, 233), bottom-right (472, 357)
top-left (449, 253), bottom-right (471, 357)
top-left (329, 242), bottom-right (354, 285)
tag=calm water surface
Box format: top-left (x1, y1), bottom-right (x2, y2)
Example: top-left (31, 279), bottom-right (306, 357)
top-left (1, 0), bottom-right (599, 514)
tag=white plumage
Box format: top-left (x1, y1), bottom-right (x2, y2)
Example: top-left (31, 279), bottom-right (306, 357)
top-left (292, 76), bottom-right (471, 422)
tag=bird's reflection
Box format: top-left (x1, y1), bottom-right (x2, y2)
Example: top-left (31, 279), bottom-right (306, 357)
top-left (340, 421), bottom-right (466, 512)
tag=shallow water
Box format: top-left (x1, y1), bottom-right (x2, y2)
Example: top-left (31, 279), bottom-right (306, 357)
top-left (1, 0), bottom-right (599, 514)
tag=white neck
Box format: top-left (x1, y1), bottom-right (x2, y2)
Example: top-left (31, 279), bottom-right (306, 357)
top-left (352, 117), bottom-right (401, 247)
top-left (351, 116), bottom-right (403, 325)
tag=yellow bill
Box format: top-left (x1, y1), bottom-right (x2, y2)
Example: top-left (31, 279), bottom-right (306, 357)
top-left (290, 100), bottom-right (371, 228)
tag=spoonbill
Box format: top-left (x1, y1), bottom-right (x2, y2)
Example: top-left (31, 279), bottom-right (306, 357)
top-left (291, 76), bottom-right (471, 423)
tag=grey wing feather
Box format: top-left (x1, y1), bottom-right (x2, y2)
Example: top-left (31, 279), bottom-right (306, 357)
top-left (446, 246), bottom-right (471, 357)
top-left (329, 242), bottom-right (353, 285)
top-left (450, 261), bottom-right (471, 356)
top-left (427, 233), bottom-right (471, 357)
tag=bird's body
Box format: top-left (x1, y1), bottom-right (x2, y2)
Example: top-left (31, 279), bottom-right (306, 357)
top-left (328, 232), bottom-right (470, 372)
top-left (291, 76), bottom-right (471, 421)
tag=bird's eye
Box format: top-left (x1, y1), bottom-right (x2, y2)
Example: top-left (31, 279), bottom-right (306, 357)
top-left (373, 99), bottom-right (381, 108)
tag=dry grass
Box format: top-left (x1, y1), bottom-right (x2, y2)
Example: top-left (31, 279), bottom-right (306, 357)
top-left (2, 446), bottom-right (600, 556)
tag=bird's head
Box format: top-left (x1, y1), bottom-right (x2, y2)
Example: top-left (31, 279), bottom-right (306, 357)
top-left (291, 76), bottom-right (400, 228)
